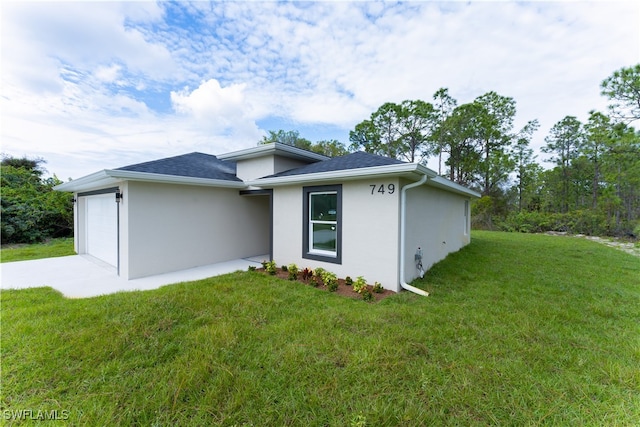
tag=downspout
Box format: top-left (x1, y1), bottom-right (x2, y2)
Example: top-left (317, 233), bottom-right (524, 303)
top-left (115, 191), bottom-right (122, 277)
top-left (399, 174), bottom-right (430, 297)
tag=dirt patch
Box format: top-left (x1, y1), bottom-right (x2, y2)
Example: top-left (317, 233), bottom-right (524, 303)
top-left (256, 268), bottom-right (395, 302)
top-left (1, 243), bottom-right (29, 249)
top-left (545, 231), bottom-right (640, 258)
top-left (579, 235), bottom-right (640, 258)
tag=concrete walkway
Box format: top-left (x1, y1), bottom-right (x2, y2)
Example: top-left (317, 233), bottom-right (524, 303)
top-left (0, 255), bottom-right (265, 298)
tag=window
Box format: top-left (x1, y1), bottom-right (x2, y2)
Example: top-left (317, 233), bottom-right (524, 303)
top-left (303, 185), bottom-right (342, 264)
top-left (464, 200), bottom-right (469, 235)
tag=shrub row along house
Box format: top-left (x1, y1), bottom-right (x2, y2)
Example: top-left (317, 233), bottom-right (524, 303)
top-left (55, 143), bottom-right (479, 294)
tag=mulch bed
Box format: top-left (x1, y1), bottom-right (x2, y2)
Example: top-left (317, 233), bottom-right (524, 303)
top-left (256, 268), bottom-right (395, 302)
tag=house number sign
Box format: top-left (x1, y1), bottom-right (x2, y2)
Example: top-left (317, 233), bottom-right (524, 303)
top-left (369, 184), bottom-right (395, 195)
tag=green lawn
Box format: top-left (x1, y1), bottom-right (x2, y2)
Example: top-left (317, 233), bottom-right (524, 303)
top-left (1, 231), bottom-right (638, 426)
top-left (0, 237), bottom-right (75, 263)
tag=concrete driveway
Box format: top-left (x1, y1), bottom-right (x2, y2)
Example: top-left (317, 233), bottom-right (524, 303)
top-left (0, 255), bottom-right (265, 298)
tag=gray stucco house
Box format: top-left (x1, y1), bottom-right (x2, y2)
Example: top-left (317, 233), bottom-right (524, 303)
top-left (55, 143), bottom-right (480, 294)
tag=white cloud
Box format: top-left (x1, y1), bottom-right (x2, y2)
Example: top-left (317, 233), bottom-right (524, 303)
top-left (170, 79), bottom-right (263, 143)
top-left (171, 80), bottom-right (247, 121)
top-left (94, 64), bottom-right (123, 84)
top-left (1, 1), bottom-right (638, 179)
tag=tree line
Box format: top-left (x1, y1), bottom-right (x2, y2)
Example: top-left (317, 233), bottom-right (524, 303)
top-left (1, 157), bottom-right (74, 244)
top-left (2, 65), bottom-right (637, 244)
top-left (265, 64), bottom-right (640, 237)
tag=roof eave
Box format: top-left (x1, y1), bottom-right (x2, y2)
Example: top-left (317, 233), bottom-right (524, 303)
top-left (249, 162), bottom-right (479, 197)
top-left (218, 142), bottom-right (329, 162)
top-left (249, 163), bottom-right (437, 187)
top-left (427, 176), bottom-right (482, 198)
top-left (109, 170), bottom-right (246, 188)
top-left (55, 169), bottom-right (246, 192)
top-left (54, 170), bottom-right (120, 192)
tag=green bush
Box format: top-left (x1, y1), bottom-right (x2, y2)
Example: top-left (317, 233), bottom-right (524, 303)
top-left (361, 289), bottom-right (374, 301)
top-left (312, 268), bottom-right (326, 287)
top-left (1, 162), bottom-right (73, 243)
top-left (287, 263), bottom-right (299, 280)
top-left (265, 260), bottom-right (277, 275)
top-left (499, 210), bottom-right (617, 236)
top-left (353, 276), bottom-right (367, 294)
top-left (322, 271), bottom-right (338, 292)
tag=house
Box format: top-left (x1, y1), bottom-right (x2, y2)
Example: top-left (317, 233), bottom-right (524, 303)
top-left (55, 143), bottom-right (480, 294)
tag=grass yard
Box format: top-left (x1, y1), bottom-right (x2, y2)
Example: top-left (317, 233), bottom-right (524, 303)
top-left (1, 231), bottom-right (639, 426)
top-left (1, 237), bottom-right (75, 263)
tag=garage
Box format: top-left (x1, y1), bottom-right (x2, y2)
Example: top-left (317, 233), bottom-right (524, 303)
top-left (84, 193), bottom-right (118, 267)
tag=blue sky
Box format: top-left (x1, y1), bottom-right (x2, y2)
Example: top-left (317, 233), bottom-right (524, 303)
top-left (2, 1), bottom-right (639, 179)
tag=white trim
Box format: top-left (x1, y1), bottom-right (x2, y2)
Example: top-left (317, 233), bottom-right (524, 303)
top-left (107, 170), bottom-right (246, 188)
top-left (308, 191), bottom-right (338, 256)
top-left (55, 169), bottom-right (246, 192)
top-left (250, 163), bottom-right (436, 187)
top-left (250, 163), bottom-right (480, 198)
top-left (218, 142), bottom-right (329, 162)
top-left (429, 176), bottom-right (481, 198)
top-left (54, 170), bottom-right (120, 192)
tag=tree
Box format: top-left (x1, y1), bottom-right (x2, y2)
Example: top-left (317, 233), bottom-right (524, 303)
top-left (260, 130), bottom-right (348, 157)
top-left (260, 130), bottom-right (312, 150)
top-left (600, 122), bottom-right (640, 233)
top-left (511, 120), bottom-right (540, 211)
top-left (349, 102), bottom-right (404, 158)
top-left (600, 64), bottom-right (640, 122)
top-left (397, 99), bottom-right (437, 163)
top-left (439, 102), bottom-right (484, 186)
top-left (310, 139), bottom-right (349, 157)
top-left (583, 111), bottom-right (611, 209)
top-left (349, 100), bottom-right (436, 163)
top-left (1, 156), bottom-right (45, 175)
top-left (473, 91), bottom-right (517, 196)
top-left (432, 88), bottom-right (458, 175)
top-left (1, 156), bottom-right (73, 243)
top-left (542, 116), bottom-right (585, 213)
top-left (348, 119), bottom-right (378, 154)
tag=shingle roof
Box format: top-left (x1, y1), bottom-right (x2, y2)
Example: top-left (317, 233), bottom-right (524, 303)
top-left (116, 152), bottom-right (241, 182)
top-left (263, 151), bottom-right (406, 178)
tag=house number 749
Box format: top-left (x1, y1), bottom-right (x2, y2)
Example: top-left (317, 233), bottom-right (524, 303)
top-left (370, 184), bottom-right (395, 195)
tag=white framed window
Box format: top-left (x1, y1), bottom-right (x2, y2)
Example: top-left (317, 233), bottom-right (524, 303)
top-left (303, 185), bottom-right (342, 264)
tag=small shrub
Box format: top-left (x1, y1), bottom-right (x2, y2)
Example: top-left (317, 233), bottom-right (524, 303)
top-left (362, 289), bottom-right (374, 302)
top-left (322, 271), bottom-right (338, 292)
top-left (345, 276), bottom-right (353, 286)
top-left (372, 282), bottom-right (383, 293)
top-left (313, 268), bottom-right (326, 286)
top-left (301, 268), bottom-right (313, 281)
top-left (248, 265), bottom-right (257, 272)
top-left (288, 263), bottom-right (299, 280)
top-left (281, 265), bottom-right (288, 272)
top-left (265, 260), bottom-right (277, 275)
top-left (353, 276), bottom-right (367, 294)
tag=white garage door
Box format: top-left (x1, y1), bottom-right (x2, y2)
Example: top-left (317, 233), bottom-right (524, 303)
top-left (86, 194), bottom-right (118, 267)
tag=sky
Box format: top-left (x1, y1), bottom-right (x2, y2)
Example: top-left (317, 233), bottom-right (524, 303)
top-left (2, 1), bottom-right (639, 180)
